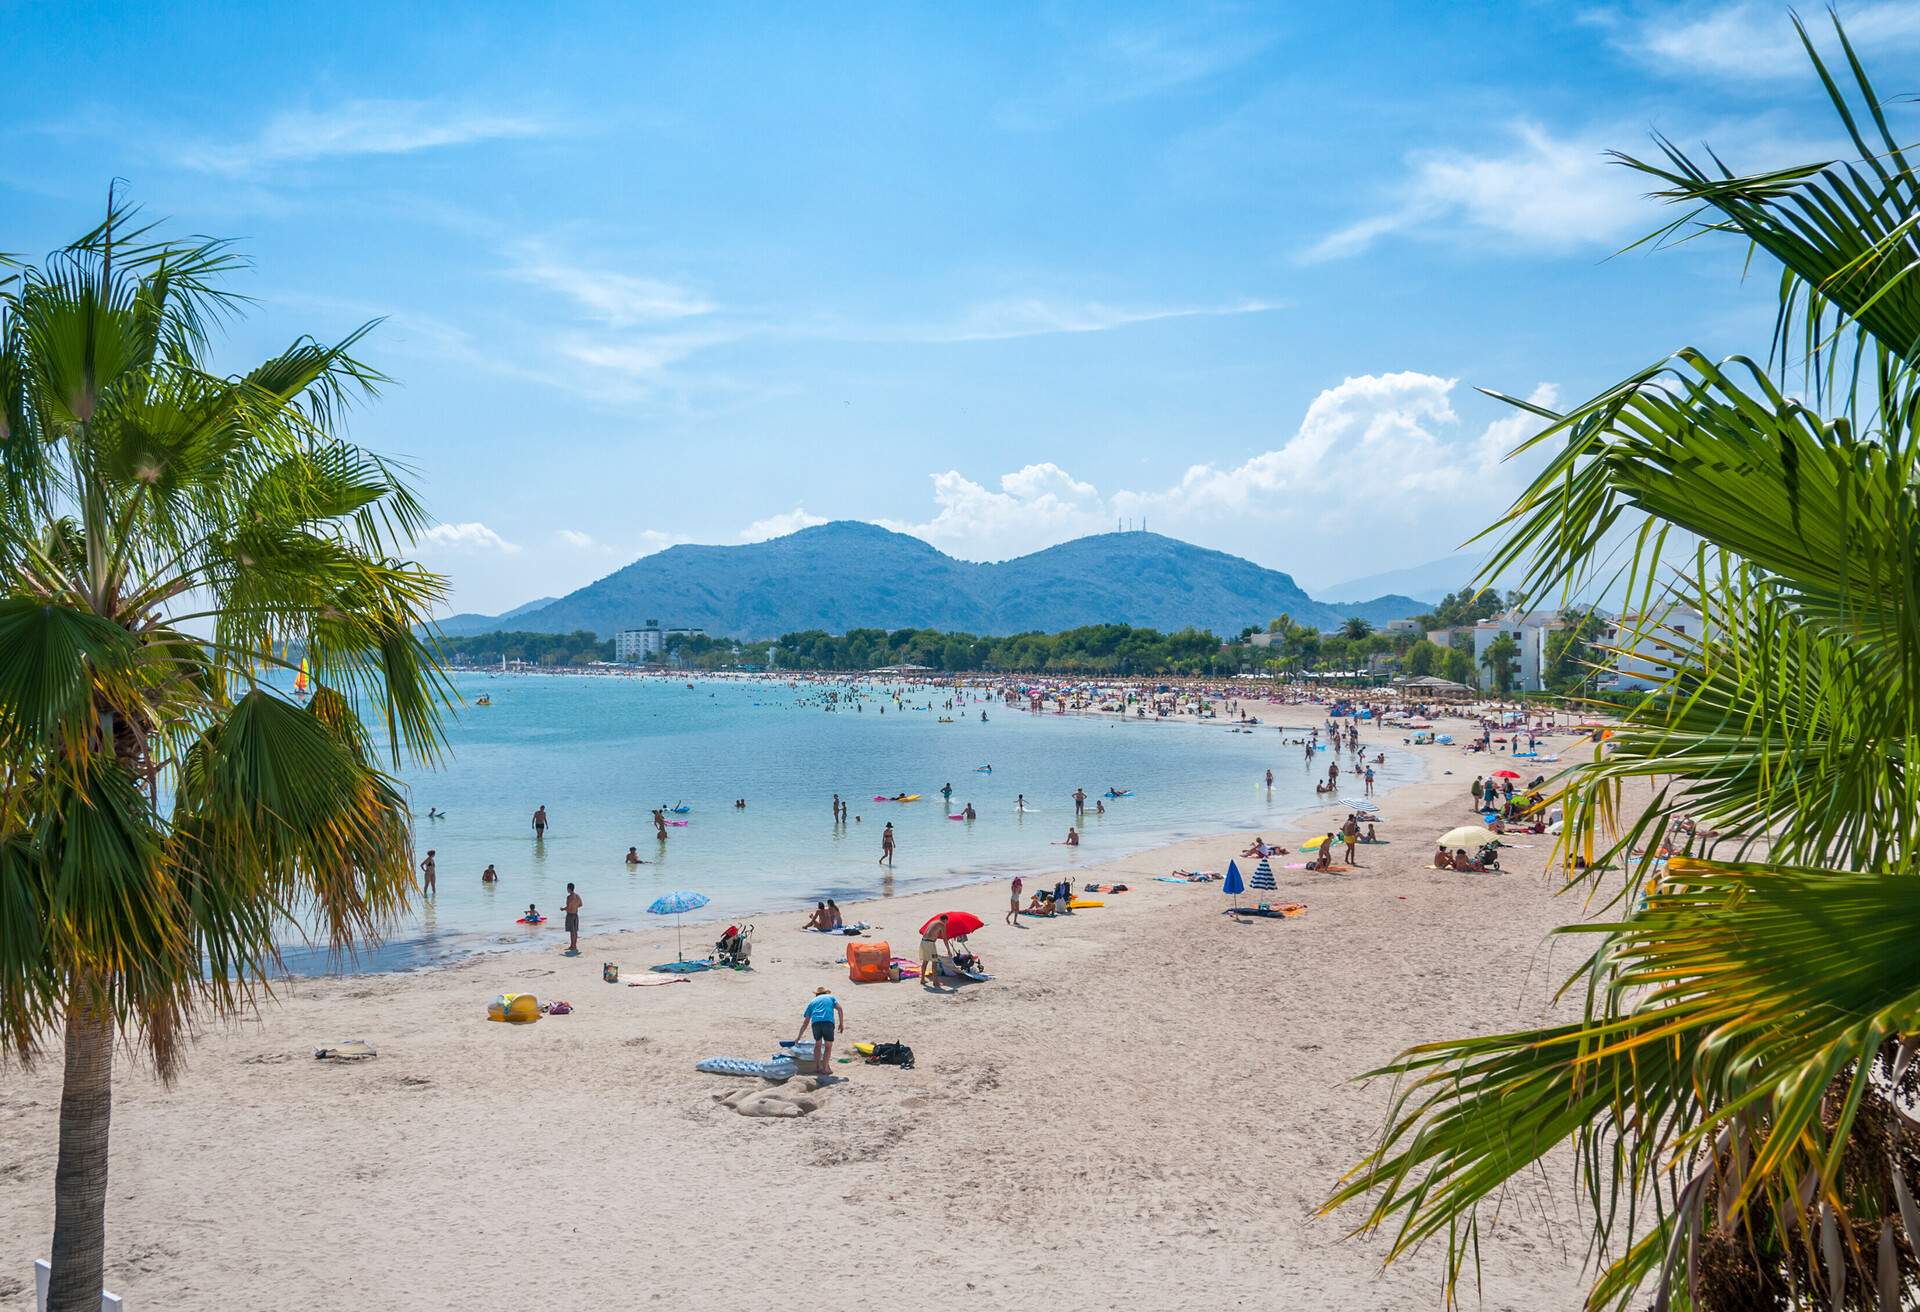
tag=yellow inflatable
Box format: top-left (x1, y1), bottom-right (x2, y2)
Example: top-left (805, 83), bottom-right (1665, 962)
top-left (487, 992), bottom-right (540, 1023)
top-left (1068, 898), bottom-right (1105, 909)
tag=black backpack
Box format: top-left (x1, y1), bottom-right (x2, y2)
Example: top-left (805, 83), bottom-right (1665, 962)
top-left (866, 1041), bottom-right (915, 1070)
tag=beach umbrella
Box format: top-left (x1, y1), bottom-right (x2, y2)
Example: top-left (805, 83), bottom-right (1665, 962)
top-left (1337, 797), bottom-right (1378, 811)
top-left (1491, 769), bottom-right (1522, 779)
top-left (647, 890), bottom-right (711, 961)
top-left (1222, 860), bottom-right (1245, 910)
top-left (1438, 825), bottom-right (1489, 850)
top-left (920, 910), bottom-right (985, 940)
top-left (1251, 857), bottom-right (1277, 891)
top-left (1300, 833), bottom-right (1331, 850)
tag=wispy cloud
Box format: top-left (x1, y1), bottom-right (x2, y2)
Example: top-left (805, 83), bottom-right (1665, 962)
top-left (924, 296), bottom-right (1282, 342)
top-left (181, 98), bottom-right (554, 173)
top-left (997, 18), bottom-right (1274, 130)
top-left (508, 243), bottom-right (714, 326)
top-left (1302, 124), bottom-right (1646, 262)
top-left (1603, 1), bottom-right (1920, 79)
top-left (421, 521), bottom-right (521, 553)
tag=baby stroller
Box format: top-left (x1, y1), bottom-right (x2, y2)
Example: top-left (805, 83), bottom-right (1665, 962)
top-left (715, 923), bottom-right (754, 969)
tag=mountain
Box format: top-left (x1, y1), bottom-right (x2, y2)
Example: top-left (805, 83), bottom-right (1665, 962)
top-left (1315, 554), bottom-right (1488, 607)
top-left (436, 595), bottom-right (561, 637)
top-left (438, 522), bottom-right (1426, 640)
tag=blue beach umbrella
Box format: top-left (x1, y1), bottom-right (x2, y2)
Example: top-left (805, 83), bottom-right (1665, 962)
top-left (1223, 860), bottom-right (1245, 911)
top-left (647, 890), bottom-right (711, 962)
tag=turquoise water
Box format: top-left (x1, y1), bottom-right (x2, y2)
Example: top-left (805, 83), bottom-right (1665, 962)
top-left (288, 674), bottom-right (1406, 973)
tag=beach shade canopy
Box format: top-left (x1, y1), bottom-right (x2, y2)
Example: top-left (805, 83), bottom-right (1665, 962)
top-left (921, 910), bottom-right (985, 940)
top-left (1251, 858), bottom-right (1277, 891)
top-left (1491, 769), bottom-right (1522, 779)
top-left (1300, 834), bottom-right (1330, 850)
top-left (1222, 860), bottom-right (1246, 908)
top-left (647, 890), bottom-right (711, 961)
top-left (1438, 825), bottom-right (1490, 849)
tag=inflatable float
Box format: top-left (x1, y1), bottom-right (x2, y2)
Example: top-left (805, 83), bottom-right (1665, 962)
top-left (872, 794), bottom-right (922, 802)
top-left (487, 993), bottom-right (541, 1023)
top-left (1067, 898), bottom-right (1105, 909)
top-left (1104, 789), bottom-right (1133, 798)
top-left (517, 915), bottom-right (546, 925)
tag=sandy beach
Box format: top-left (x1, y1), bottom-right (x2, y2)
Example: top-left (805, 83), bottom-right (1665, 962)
top-left (1, 716), bottom-right (1599, 1311)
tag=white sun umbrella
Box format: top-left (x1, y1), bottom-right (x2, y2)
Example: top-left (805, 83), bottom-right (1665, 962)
top-left (1337, 797), bottom-right (1379, 812)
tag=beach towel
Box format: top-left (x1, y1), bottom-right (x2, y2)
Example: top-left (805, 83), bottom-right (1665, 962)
top-left (626, 977), bottom-right (690, 987)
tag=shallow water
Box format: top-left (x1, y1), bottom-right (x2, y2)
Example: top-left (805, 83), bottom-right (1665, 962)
top-left (282, 674), bottom-right (1404, 973)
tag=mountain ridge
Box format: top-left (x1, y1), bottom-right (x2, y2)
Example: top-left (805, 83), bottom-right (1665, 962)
top-left (434, 521), bottom-right (1424, 639)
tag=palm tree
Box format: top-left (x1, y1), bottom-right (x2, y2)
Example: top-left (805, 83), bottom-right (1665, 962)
top-left (1327, 17), bottom-right (1920, 1310)
top-left (1340, 616), bottom-right (1374, 641)
top-left (1, 198), bottom-right (449, 1311)
top-left (1477, 631), bottom-right (1520, 695)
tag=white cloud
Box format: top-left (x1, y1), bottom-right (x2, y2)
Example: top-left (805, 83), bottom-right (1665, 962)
top-left (1614, 2), bottom-right (1920, 79)
top-left (509, 245), bottom-right (714, 326)
top-left (926, 297), bottom-right (1282, 342)
top-left (998, 20), bottom-right (1274, 130)
top-left (183, 99), bottom-right (551, 172)
top-left (1305, 124), bottom-right (1645, 261)
top-left (880, 373), bottom-right (1559, 578)
top-left (554, 529), bottom-right (598, 549)
top-left (420, 521), bottom-right (521, 553)
top-left (740, 507), bottom-right (830, 541)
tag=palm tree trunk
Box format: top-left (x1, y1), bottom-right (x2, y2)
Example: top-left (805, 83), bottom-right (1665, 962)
top-left (48, 995), bottom-right (113, 1312)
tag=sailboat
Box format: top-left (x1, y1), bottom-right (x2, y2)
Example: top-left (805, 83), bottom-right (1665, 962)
top-left (293, 657), bottom-right (310, 700)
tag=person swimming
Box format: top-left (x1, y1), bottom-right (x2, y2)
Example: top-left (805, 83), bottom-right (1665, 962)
top-left (625, 846), bottom-right (644, 865)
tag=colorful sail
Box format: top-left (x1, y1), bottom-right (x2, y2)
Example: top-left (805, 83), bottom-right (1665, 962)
top-left (294, 657), bottom-right (309, 695)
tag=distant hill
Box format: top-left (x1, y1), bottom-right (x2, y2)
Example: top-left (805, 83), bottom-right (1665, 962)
top-left (436, 522), bottom-right (1425, 640)
top-left (436, 595), bottom-right (561, 637)
top-left (1314, 554), bottom-right (1486, 607)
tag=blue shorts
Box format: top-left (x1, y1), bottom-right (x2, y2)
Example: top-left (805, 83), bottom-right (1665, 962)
top-left (811, 1020), bottom-right (835, 1041)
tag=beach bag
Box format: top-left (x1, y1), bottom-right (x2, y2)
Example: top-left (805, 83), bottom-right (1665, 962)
top-left (603, 962), bottom-right (620, 983)
top-left (866, 1041), bottom-right (914, 1070)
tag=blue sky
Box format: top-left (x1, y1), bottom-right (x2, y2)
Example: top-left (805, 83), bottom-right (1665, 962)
top-left (6, 0), bottom-right (1916, 613)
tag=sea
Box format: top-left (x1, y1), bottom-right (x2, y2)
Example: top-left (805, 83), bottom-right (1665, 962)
top-left (281, 672), bottom-right (1409, 974)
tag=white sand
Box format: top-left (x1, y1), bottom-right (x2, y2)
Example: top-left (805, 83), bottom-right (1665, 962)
top-left (1, 716), bottom-right (1599, 1310)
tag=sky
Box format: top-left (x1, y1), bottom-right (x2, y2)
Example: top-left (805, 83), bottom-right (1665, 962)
top-left (5, 0), bottom-right (1915, 613)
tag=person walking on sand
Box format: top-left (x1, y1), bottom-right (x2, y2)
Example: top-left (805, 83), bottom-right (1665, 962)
top-left (879, 821), bottom-right (895, 866)
top-left (532, 805), bottom-right (548, 839)
top-left (563, 882), bottom-right (583, 954)
top-left (797, 985), bottom-right (846, 1073)
top-left (1007, 875), bottom-right (1024, 926)
top-left (419, 849), bottom-right (436, 896)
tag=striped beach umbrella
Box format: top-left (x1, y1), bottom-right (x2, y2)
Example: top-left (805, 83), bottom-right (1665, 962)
top-left (1251, 857), bottom-right (1277, 891)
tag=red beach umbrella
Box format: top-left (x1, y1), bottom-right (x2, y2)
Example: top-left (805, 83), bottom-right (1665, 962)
top-left (920, 911), bottom-right (985, 940)
top-left (1491, 769), bottom-right (1522, 779)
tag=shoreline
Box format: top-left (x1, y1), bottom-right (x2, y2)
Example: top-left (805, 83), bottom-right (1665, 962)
top-left (301, 710), bottom-right (1434, 979)
top-left (4, 708), bottom-right (1599, 1311)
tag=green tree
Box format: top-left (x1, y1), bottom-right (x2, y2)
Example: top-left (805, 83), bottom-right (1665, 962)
top-left (1340, 616), bottom-right (1373, 641)
top-left (1, 202), bottom-right (449, 1310)
top-left (1477, 631), bottom-right (1519, 694)
top-left (1329, 21), bottom-right (1920, 1309)
top-left (1439, 645), bottom-right (1475, 687)
top-left (1404, 639), bottom-right (1440, 677)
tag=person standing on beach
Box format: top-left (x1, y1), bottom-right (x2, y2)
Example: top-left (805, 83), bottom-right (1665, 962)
top-left (1364, 765), bottom-right (1376, 796)
top-left (879, 821), bottom-right (895, 866)
top-left (1073, 787), bottom-right (1086, 816)
top-left (920, 914), bottom-right (949, 987)
top-left (797, 985), bottom-right (845, 1071)
top-left (563, 882), bottom-right (582, 954)
top-left (532, 805), bottom-right (548, 839)
top-left (419, 849), bottom-right (436, 896)
top-left (1470, 776), bottom-right (1484, 807)
top-left (1342, 815), bottom-right (1361, 865)
top-left (1007, 875), bottom-right (1023, 925)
